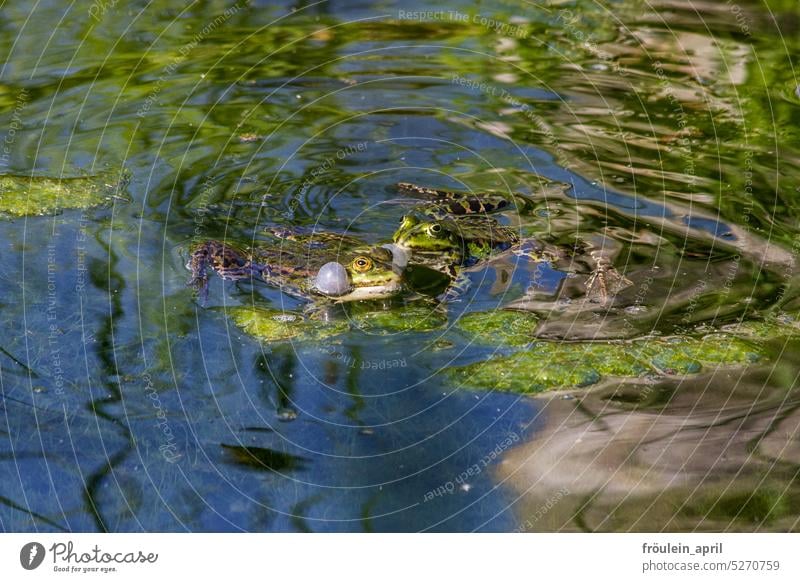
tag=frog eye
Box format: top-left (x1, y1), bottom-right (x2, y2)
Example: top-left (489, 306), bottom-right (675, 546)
top-left (427, 223), bottom-right (443, 236)
top-left (352, 256), bottom-right (373, 272)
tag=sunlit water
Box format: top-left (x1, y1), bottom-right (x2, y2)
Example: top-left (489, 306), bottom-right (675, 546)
top-left (1, 0), bottom-right (799, 531)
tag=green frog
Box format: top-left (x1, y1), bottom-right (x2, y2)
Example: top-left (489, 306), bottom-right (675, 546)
top-left (392, 182), bottom-right (631, 303)
top-left (188, 228), bottom-right (404, 303)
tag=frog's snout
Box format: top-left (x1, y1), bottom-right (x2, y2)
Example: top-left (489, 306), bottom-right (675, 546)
top-left (314, 261), bottom-right (352, 296)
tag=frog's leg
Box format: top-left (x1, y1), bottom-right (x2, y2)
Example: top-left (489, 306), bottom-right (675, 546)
top-left (188, 240), bottom-right (262, 302)
top-left (439, 271), bottom-right (472, 303)
top-left (397, 182), bottom-right (509, 216)
top-left (583, 254), bottom-right (632, 305)
top-left (544, 233), bottom-right (631, 305)
top-left (188, 243), bottom-right (212, 301)
top-left (397, 182), bottom-right (453, 198)
top-left (511, 238), bottom-right (562, 264)
top-left (266, 226), bottom-right (363, 250)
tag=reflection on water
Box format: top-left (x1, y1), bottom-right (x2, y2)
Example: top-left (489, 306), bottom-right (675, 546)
top-left (497, 351), bottom-right (800, 532)
top-left (1, 0), bottom-right (800, 531)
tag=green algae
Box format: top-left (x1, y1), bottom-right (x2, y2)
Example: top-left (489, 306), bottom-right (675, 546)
top-left (449, 335), bottom-right (764, 394)
top-left (720, 317), bottom-right (800, 340)
top-left (228, 307), bottom-right (348, 343)
top-left (0, 172), bottom-right (130, 217)
top-left (230, 304), bottom-right (447, 343)
top-left (636, 335), bottom-right (760, 375)
top-left (455, 309), bottom-right (539, 347)
top-left (449, 342), bottom-right (641, 394)
top-left (350, 304), bottom-right (448, 334)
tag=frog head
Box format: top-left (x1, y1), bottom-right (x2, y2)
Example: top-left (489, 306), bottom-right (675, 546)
top-left (315, 246), bottom-right (404, 301)
top-left (392, 214), bottom-right (462, 254)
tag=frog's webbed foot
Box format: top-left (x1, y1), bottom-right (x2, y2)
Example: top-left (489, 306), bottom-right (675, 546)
top-left (584, 257), bottom-right (632, 305)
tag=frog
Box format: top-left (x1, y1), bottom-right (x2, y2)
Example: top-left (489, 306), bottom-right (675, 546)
top-left (391, 182), bottom-right (631, 304)
top-left (187, 228), bottom-right (405, 304)
top-left (391, 210), bottom-right (523, 301)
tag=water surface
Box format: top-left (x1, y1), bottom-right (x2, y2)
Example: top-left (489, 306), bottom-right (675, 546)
top-left (1, 0), bottom-right (799, 531)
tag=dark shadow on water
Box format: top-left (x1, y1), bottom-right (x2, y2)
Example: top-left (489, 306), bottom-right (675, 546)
top-left (221, 444), bottom-right (306, 472)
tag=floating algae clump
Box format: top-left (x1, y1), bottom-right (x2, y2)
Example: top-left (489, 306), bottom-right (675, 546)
top-left (350, 304), bottom-right (447, 334)
top-left (455, 310), bottom-right (539, 347)
top-left (634, 335), bottom-right (761, 375)
top-left (231, 304), bottom-right (447, 343)
top-left (449, 334), bottom-right (763, 394)
top-left (0, 171), bottom-right (130, 217)
top-left (720, 317), bottom-right (800, 340)
top-left (229, 307), bottom-right (348, 343)
top-left (449, 342), bottom-right (644, 394)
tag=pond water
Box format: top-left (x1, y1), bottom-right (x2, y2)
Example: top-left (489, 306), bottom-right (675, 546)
top-left (1, 0), bottom-right (799, 531)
